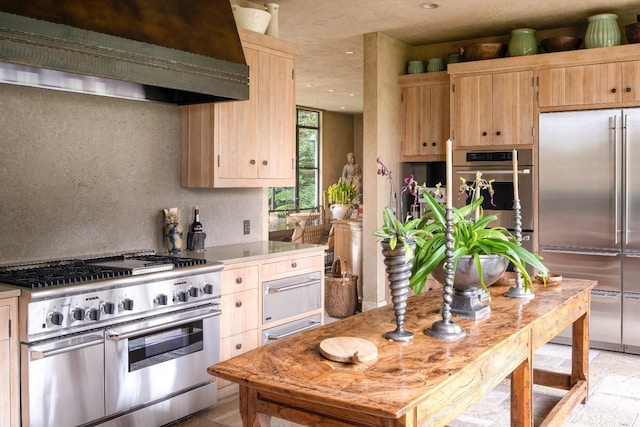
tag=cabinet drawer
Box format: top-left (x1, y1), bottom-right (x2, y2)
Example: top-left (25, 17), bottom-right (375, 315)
top-left (0, 305), bottom-right (9, 341)
top-left (218, 330), bottom-right (259, 390)
top-left (221, 265), bottom-right (258, 295)
top-left (262, 254), bottom-right (323, 279)
top-left (262, 272), bottom-right (322, 324)
top-left (220, 289), bottom-right (259, 337)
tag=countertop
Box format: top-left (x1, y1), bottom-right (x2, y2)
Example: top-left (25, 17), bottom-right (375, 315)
top-left (0, 285), bottom-right (20, 299)
top-left (181, 240), bottom-right (328, 265)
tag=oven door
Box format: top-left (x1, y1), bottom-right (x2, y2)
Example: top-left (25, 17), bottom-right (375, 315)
top-left (22, 332), bottom-right (105, 427)
top-left (104, 305), bottom-right (220, 415)
top-left (453, 166), bottom-right (534, 231)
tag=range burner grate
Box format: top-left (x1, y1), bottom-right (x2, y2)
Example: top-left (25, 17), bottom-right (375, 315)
top-left (0, 264), bottom-right (132, 288)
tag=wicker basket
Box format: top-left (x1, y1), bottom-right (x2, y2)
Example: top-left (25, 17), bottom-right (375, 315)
top-left (325, 257), bottom-right (357, 318)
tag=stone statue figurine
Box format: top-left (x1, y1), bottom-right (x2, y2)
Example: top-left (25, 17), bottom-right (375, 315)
top-left (342, 152), bottom-right (362, 200)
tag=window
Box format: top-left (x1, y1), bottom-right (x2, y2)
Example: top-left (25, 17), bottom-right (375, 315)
top-left (268, 108), bottom-right (320, 213)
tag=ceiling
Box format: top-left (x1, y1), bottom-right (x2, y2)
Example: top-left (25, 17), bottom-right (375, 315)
top-left (272, 0), bottom-right (640, 114)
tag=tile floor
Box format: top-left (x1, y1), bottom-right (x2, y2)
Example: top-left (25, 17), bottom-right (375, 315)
top-left (168, 343), bottom-right (640, 427)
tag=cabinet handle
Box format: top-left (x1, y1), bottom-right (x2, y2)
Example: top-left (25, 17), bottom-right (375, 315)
top-left (482, 131), bottom-right (488, 136)
top-left (422, 142), bottom-right (427, 147)
top-left (496, 131), bottom-right (501, 136)
top-left (250, 159), bottom-right (256, 165)
top-left (236, 277), bottom-right (243, 284)
top-left (431, 141), bottom-right (436, 147)
top-left (236, 300), bottom-right (243, 307)
top-left (626, 87), bottom-right (632, 93)
top-left (291, 261), bottom-right (298, 268)
top-left (263, 160), bottom-right (268, 165)
top-left (235, 343), bottom-right (242, 350)
top-left (611, 88), bottom-right (617, 93)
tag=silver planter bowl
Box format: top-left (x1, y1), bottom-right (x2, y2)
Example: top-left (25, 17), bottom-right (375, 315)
top-left (432, 254), bottom-right (509, 291)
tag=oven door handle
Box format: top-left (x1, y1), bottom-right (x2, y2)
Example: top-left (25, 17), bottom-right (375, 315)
top-left (30, 335), bottom-right (104, 360)
top-left (267, 279), bottom-right (320, 293)
top-left (106, 307), bottom-right (220, 341)
top-left (456, 169), bottom-right (531, 175)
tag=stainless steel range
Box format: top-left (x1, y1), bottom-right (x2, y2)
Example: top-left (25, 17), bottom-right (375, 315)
top-left (0, 250), bottom-right (223, 427)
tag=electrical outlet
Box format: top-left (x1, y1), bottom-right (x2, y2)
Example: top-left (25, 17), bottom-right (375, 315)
top-left (243, 219), bottom-right (250, 235)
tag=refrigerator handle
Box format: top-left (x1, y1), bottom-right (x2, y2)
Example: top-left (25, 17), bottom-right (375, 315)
top-left (540, 248), bottom-right (619, 257)
top-left (612, 114), bottom-right (620, 245)
top-left (624, 113), bottom-right (629, 245)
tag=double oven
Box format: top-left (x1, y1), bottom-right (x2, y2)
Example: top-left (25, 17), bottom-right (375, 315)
top-left (0, 252), bottom-right (222, 427)
top-left (452, 148), bottom-right (535, 257)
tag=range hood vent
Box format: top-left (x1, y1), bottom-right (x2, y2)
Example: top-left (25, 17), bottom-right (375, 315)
top-left (0, 1), bottom-right (249, 104)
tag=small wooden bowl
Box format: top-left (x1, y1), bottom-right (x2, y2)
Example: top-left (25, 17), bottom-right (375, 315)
top-left (541, 36), bottom-right (583, 52)
top-left (626, 17), bottom-right (640, 44)
top-left (460, 43), bottom-right (507, 61)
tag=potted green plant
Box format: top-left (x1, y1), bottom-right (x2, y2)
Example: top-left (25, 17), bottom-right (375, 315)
top-left (327, 178), bottom-right (358, 220)
top-left (408, 175), bottom-right (548, 295)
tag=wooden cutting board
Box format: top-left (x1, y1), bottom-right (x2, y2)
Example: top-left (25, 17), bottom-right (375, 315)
top-left (319, 337), bottom-right (377, 364)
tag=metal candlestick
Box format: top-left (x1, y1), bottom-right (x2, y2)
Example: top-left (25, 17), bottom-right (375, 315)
top-left (425, 208), bottom-right (466, 340)
top-left (504, 199), bottom-right (535, 299)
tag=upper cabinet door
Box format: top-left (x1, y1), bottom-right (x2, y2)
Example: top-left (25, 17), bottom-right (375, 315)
top-left (216, 47), bottom-right (259, 181)
top-left (399, 72), bottom-right (450, 161)
top-left (454, 74), bottom-right (493, 147)
top-left (539, 63), bottom-right (621, 108)
top-left (622, 60), bottom-right (640, 104)
top-left (257, 50), bottom-right (296, 181)
top-left (492, 70), bottom-right (534, 146)
top-left (453, 71), bottom-right (533, 147)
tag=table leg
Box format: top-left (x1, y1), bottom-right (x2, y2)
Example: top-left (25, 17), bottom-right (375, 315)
top-left (239, 386), bottom-right (272, 427)
top-left (572, 309), bottom-right (589, 404)
top-left (511, 344), bottom-right (533, 427)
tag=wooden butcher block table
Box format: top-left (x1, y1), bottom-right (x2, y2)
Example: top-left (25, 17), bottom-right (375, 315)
top-left (209, 278), bottom-right (596, 427)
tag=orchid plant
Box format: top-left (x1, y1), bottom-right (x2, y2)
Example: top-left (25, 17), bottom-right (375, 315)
top-left (406, 172), bottom-right (548, 294)
top-left (373, 158), bottom-right (428, 261)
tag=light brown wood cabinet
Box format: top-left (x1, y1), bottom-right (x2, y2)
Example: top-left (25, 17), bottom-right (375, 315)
top-left (453, 70), bottom-right (534, 147)
top-left (398, 72), bottom-right (450, 161)
top-left (181, 29), bottom-right (298, 188)
top-left (539, 60), bottom-right (640, 109)
top-left (218, 265), bottom-right (259, 396)
top-left (0, 297), bottom-right (18, 427)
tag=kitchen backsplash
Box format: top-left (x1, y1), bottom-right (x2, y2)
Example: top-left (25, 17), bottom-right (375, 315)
top-left (0, 84), bottom-right (264, 264)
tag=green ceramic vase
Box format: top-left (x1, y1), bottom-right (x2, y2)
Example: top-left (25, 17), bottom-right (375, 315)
top-left (509, 28), bottom-right (537, 56)
top-left (585, 13), bottom-right (621, 48)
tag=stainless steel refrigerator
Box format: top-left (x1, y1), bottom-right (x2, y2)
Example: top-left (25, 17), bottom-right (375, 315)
top-left (539, 108), bottom-right (640, 354)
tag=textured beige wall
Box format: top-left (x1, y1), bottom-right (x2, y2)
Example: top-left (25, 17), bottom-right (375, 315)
top-left (362, 32), bottom-right (411, 310)
top-left (0, 84), bottom-right (265, 264)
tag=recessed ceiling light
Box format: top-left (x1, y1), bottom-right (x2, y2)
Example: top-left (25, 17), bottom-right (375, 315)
top-left (328, 89), bottom-right (336, 92)
top-left (420, 3), bottom-right (439, 9)
top-left (340, 106), bottom-right (346, 110)
top-left (306, 84), bottom-right (313, 87)
top-left (345, 50), bottom-right (355, 55)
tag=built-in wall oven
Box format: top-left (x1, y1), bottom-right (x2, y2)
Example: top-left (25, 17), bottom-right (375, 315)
top-left (452, 149), bottom-right (535, 272)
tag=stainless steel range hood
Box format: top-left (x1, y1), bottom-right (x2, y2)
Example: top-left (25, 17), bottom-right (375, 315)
top-left (0, 0), bottom-right (249, 104)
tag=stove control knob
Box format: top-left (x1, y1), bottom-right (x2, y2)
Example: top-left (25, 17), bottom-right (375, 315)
top-left (102, 302), bottom-right (116, 315)
top-left (203, 284), bottom-right (214, 294)
top-left (176, 291), bottom-right (188, 302)
top-left (122, 298), bottom-right (134, 311)
top-left (155, 294), bottom-right (168, 305)
top-left (188, 287), bottom-right (199, 298)
top-left (87, 308), bottom-right (100, 321)
top-left (73, 308), bottom-right (86, 321)
top-left (49, 311), bottom-right (64, 326)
